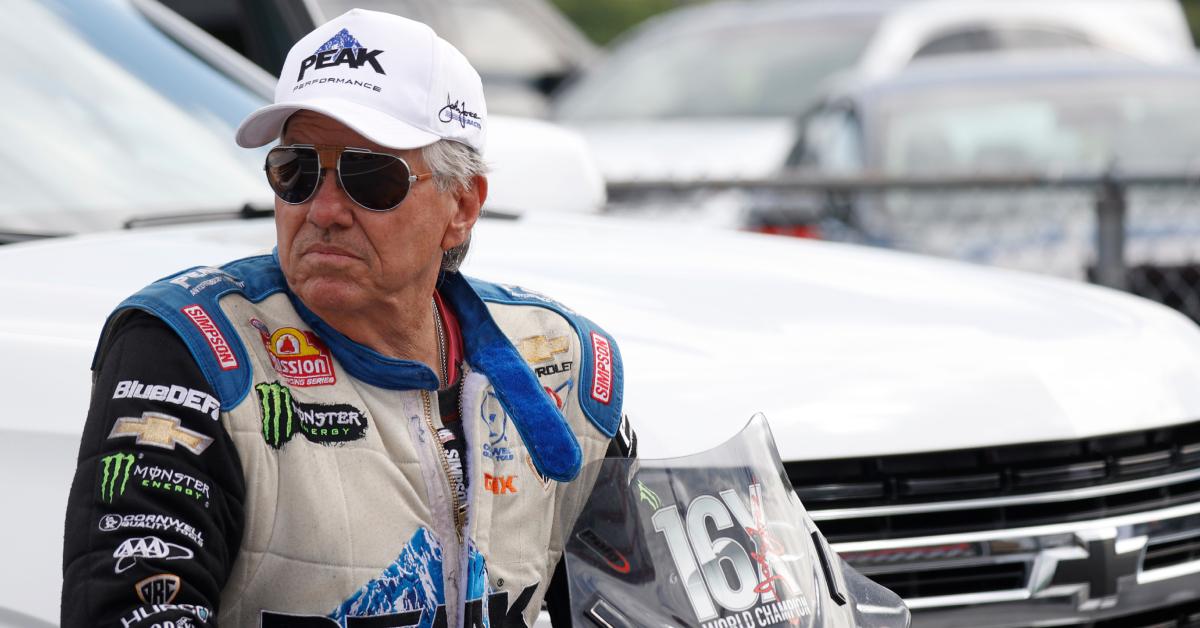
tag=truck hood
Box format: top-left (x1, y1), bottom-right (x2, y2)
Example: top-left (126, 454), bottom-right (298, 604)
top-left (566, 118), bottom-right (797, 183)
top-left (4, 214), bottom-right (1200, 461)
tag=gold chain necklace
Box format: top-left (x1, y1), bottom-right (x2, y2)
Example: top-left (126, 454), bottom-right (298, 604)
top-left (432, 297), bottom-right (448, 388)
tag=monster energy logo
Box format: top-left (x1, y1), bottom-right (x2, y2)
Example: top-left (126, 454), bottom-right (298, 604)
top-left (638, 480), bottom-right (661, 509)
top-left (256, 381), bottom-right (369, 449)
top-left (256, 382), bottom-right (295, 449)
top-left (100, 452), bottom-right (135, 503)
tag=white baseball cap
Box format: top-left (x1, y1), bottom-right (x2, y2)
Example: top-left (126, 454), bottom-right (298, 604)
top-left (236, 9), bottom-right (487, 152)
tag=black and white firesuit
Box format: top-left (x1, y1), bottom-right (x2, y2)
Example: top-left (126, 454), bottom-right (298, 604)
top-left (62, 253), bottom-right (634, 627)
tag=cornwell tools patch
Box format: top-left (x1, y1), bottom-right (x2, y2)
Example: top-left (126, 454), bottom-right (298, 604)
top-left (108, 412), bottom-right (214, 455)
top-left (255, 382), bottom-right (368, 449)
top-left (99, 513), bottom-right (205, 548)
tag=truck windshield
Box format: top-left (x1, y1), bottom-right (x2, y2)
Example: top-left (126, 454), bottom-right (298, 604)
top-left (0, 0), bottom-right (271, 234)
top-left (878, 74), bottom-right (1200, 176)
top-left (554, 17), bottom-right (875, 120)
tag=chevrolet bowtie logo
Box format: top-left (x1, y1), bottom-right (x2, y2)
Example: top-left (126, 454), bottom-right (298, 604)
top-left (1030, 527), bottom-right (1147, 610)
top-left (108, 412), bottom-right (214, 455)
top-left (517, 335), bottom-right (569, 364)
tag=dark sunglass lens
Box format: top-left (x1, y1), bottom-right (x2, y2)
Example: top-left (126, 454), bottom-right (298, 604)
top-left (265, 148), bottom-right (320, 204)
top-left (339, 152), bottom-right (412, 211)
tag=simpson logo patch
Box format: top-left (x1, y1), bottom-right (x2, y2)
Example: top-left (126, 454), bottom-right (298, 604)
top-left (251, 319), bottom-right (336, 387)
top-left (181, 305), bottom-right (238, 370)
top-left (590, 332), bottom-right (613, 404)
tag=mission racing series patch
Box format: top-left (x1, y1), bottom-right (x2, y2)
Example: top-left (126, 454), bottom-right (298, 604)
top-left (251, 319), bottom-right (337, 387)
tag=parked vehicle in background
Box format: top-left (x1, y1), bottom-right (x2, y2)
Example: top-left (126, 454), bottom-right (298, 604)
top-left (0, 0), bottom-right (602, 239)
top-left (792, 54), bottom-right (1200, 178)
top-left (157, 0), bottom-right (598, 117)
top-left (785, 53), bottom-right (1200, 281)
top-left (10, 1), bottom-right (1200, 627)
top-left (0, 0), bottom-right (268, 237)
top-left (551, 0), bottom-right (1194, 184)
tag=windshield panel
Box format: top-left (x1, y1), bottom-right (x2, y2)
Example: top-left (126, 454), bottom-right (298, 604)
top-left (565, 415), bottom-right (909, 627)
top-left (877, 76), bottom-right (1200, 175)
top-left (1, 0), bottom-right (270, 233)
top-left (556, 18), bottom-right (875, 120)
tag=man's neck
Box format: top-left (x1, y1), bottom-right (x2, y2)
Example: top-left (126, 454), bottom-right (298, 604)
top-left (308, 284), bottom-right (442, 378)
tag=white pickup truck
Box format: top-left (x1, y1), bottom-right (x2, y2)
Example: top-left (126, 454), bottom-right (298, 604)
top-left (5, 0), bottom-right (1200, 626)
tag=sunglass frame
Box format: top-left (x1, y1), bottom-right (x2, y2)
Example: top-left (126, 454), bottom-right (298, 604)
top-left (264, 143), bottom-right (433, 212)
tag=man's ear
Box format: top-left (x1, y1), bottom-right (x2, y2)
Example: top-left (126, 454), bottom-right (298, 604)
top-left (444, 174), bottom-right (487, 250)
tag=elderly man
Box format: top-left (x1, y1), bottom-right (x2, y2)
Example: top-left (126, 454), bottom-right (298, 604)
top-left (61, 9), bottom-right (633, 627)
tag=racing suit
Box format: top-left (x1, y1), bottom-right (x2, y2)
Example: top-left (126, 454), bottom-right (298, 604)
top-left (62, 254), bottom-right (634, 627)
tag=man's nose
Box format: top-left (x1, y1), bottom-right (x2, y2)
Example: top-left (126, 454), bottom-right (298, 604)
top-left (306, 167), bottom-right (355, 229)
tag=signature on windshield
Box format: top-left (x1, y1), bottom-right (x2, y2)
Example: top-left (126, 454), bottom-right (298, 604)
top-left (438, 94), bottom-right (482, 129)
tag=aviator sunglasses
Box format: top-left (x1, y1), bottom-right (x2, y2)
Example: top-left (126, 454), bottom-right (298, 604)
top-left (264, 144), bottom-right (433, 211)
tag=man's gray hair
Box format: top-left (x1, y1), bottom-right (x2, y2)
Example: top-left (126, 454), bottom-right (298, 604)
top-left (422, 140), bottom-right (488, 274)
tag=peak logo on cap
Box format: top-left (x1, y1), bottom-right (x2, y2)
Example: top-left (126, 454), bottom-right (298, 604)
top-left (237, 9), bottom-right (487, 152)
top-left (297, 28), bottom-right (385, 81)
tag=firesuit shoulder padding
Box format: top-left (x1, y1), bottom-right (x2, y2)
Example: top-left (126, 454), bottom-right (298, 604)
top-left (92, 255), bottom-right (607, 483)
top-left (92, 254), bottom-right (285, 411)
top-left (464, 277), bottom-right (625, 440)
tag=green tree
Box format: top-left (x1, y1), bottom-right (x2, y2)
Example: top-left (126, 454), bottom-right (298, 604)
top-left (552, 0), bottom-right (681, 45)
top-left (1183, 0), bottom-right (1200, 44)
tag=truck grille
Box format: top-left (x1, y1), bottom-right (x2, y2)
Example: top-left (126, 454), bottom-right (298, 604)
top-left (868, 562), bottom-right (1027, 599)
top-left (788, 420), bottom-right (1200, 623)
top-left (789, 420), bottom-right (1200, 543)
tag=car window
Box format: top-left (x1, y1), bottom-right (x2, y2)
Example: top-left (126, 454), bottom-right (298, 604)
top-left (554, 18), bottom-right (876, 120)
top-left (442, 0), bottom-right (569, 77)
top-left (915, 27), bottom-right (1093, 59)
top-left (794, 106), bottom-right (864, 173)
top-left (0, 0), bottom-right (270, 234)
top-left (877, 77), bottom-right (1200, 175)
top-left (319, 0), bottom-right (568, 77)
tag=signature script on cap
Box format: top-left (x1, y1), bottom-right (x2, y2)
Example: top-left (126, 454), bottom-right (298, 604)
top-left (439, 94), bottom-right (482, 129)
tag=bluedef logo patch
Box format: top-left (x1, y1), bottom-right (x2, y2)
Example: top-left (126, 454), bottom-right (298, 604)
top-left (256, 382), bottom-right (368, 449)
top-left (113, 380), bottom-right (220, 421)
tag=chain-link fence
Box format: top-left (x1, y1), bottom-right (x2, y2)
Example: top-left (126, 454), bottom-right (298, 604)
top-left (608, 174), bottom-right (1200, 323)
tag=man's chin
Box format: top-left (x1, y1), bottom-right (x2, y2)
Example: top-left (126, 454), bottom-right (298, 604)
top-left (291, 278), bottom-right (366, 316)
